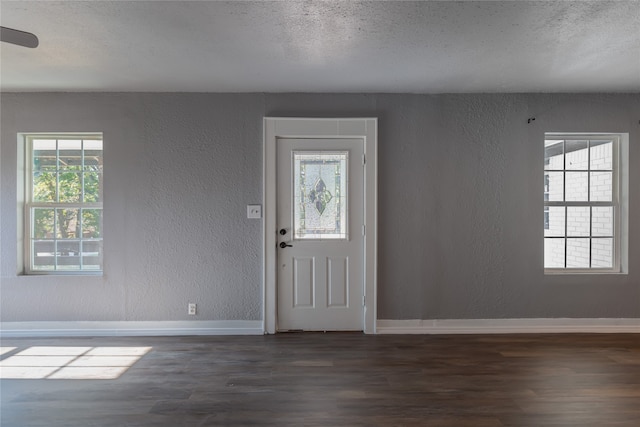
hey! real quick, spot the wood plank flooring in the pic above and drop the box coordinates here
[1,333,639,426]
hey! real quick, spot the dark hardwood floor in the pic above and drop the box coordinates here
[1,333,639,426]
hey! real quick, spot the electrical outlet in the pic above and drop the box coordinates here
[247,204,262,219]
[188,303,197,315]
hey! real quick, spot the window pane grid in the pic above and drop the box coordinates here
[545,238,614,269]
[30,207,103,271]
[27,135,103,273]
[543,205,615,269]
[544,135,617,271]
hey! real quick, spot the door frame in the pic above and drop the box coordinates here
[263,117,378,334]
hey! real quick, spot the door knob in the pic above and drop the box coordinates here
[279,229,287,235]
[279,242,293,248]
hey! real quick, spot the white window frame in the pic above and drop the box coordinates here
[544,132,626,274]
[23,133,103,275]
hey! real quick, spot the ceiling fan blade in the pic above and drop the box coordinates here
[1,26,39,48]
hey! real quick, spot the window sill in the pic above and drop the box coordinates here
[544,269,626,275]
[20,272,104,277]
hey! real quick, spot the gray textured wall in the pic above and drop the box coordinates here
[1,93,638,322]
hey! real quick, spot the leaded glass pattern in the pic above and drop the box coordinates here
[293,151,348,239]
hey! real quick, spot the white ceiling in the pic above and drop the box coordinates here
[1,0,639,93]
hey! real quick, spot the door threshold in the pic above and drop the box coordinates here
[276,330,365,334]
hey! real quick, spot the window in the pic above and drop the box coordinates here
[24,134,103,274]
[544,133,623,272]
[293,151,348,239]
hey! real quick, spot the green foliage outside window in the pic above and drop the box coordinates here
[33,169,101,239]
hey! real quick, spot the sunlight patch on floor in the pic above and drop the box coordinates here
[0,347,17,356]
[0,346,152,380]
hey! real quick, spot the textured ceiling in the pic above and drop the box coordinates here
[1,0,639,93]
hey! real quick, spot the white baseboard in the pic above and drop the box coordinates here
[0,320,264,338]
[4,319,638,337]
[376,318,640,334]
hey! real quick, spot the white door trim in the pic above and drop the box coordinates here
[263,118,378,334]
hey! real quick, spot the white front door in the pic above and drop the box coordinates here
[276,138,364,331]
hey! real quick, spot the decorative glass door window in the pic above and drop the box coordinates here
[293,151,348,239]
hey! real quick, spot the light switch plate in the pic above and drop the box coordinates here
[247,204,262,219]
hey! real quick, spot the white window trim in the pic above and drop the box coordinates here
[22,133,103,275]
[544,132,628,274]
